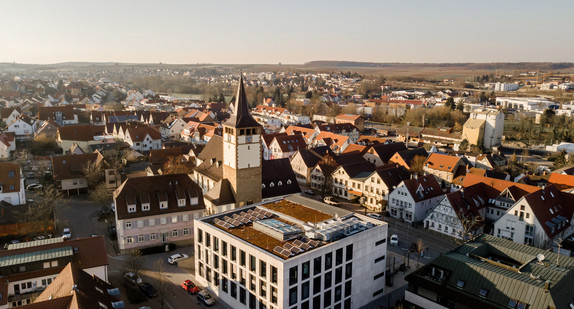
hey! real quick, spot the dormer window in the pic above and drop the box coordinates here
[278,181,282,186]
[287,179,292,185]
[262,184,266,188]
[270,182,275,187]
[178,198,186,206]
[160,201,168,209]
[142,203,150,211]
[479,288,488,298]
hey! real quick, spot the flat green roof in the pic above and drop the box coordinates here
[0,246,73,267]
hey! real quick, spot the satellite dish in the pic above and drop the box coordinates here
[537,254,545,262]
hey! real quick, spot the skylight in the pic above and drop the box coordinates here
[479,288,488,297]
[456,280,465,288]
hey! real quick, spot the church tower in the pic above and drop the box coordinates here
[222,74,262,207]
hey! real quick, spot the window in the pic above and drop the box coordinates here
[314,257,322,275]
[313,276,321,294]
[271,266,277,284]
[479,288,489,297]
[325,253,332,270]
[374,271,384,280]
[240,250,246,266]
[289,266,298,286]
[260,260,267,278]
[125,221,132,229]
[260,280,267,298]
[375,255,385,263]
[345,263,352,278]
[183,228,190,236]
[137,220,144,228]
[271,286,277,304]
[148,219,155,226]
[128,205,136,213]
[178,198,186,206]
[302,261,310,280]
[160,201,168,209]
[206,233,211,247]
[172,215,178,223]
[150,233,157,241]
[324,290,331,307]
[126,237,134,244]
[346,244,353,261]
[222,259,228,274]
[325,271,332,289]
[375,239,386,246]
[160,217,167,225]
[231,246,237,261]
[289,287,298,306]
[222,241,228,256]
[336,248,343,265]
[172,230,178,237]
[456,280,465,288]
[250,255,256,272]
[182,214,189,222]
[142,203,150,211]
[138,235,145,242]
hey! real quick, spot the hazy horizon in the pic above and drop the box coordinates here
[2,0,573,65]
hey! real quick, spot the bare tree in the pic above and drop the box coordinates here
[155,258,169,309]
[456,213,484,244]
[20,185,63,237]
[82,160,103,188]
[125,249,143,277]
[89,182,111,209]
[409,155,427,176]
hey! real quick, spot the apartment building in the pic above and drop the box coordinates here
[194,195,388,309]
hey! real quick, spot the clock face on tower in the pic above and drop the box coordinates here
[246,136,252,143]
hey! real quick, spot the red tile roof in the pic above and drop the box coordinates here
[547,173,574,191]
[424,153,462,172]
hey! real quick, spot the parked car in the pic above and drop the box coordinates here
[197,290,215,306]
[367,213,382,220]
[390,234,399,246]
[26,183,43,191]
[27,172,35,179]
[323,196,339,206]
[62,228,72,240]
[303,189,315,195]
[139,282,157,298]
[181,280,200,294]
[168,253,188,265]
[124,272,143,286]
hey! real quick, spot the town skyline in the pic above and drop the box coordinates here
[2,0,574,64]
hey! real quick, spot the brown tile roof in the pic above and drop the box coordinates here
[402,175,443,202]
[57,125,105,142]
[38,106,75,121]
[125,126,161,141]
[524,185,574,238]
[274,134,307,153]
[342,143,367,155]
[0,131,15,148]
[0,162,21,193]
[0,107,17,119]
[424,153,462,172]
[392,147,429,168]
[51,153,103,180]
[368,142,407,163]
[30,261,121,309]
[335,114,362,121]
[262,132,287,147]
[113,174,205,220]
[316,123,358,134]
[462,173,539,195]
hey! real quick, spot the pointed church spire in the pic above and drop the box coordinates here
[224,73,261,128]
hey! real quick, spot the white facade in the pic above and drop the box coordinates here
[495,97,556,111]
[388,182,443,223]
[469,109,504,148]
[6,118,36,137]
[124,133,161,151]
[494,82,519,92]
[194,200,388,309]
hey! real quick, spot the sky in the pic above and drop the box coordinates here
[1,0,573,64]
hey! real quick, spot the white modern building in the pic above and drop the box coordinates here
[495,97,557,111]
[194,195,388,309]
[494,82,519,92]
[468,109,504,148]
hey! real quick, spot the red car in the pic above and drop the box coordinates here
[181,280,200,294]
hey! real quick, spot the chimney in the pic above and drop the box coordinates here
[544,280,550,291]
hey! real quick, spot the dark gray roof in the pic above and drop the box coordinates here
[262,158,301,198]
[205,179,235,206]
[406,234,574,309]
[223,75,261,129]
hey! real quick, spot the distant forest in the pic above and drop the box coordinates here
[304,61,574,71]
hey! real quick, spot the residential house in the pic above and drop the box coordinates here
[160,117,187,139]
[315,123,360,143]
[388,147,429,171]
[0,236,108,308]
[51,152,105,195]
[180,121,221,144]
[268,133,307,160]
[147,146,197,175]
[113,174,205,251]
[57,125,107,151]
[423,153,466,186]
[0,163,25,205]
[424,184,493,239]
[405,235,574,309]
[363,166,410,211]
[282,125,318,145]
[332,161,376,201]
[289,146,331,186]
[6,115,36,139]
[123,126,162,152]
[335,113,365,130]
[25,262,123,309]
[388,175,443,223]
[0,132,16,159]
[33,120,59,139]
[493,185,574,248]
[0,107,20,125]
[312,131,351,154]
[308,152,366,193]
[37,106,78,126]
[363,142,407,167]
